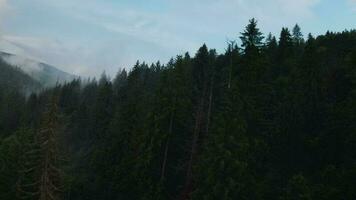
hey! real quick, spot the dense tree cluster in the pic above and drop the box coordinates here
[1,19,356,199]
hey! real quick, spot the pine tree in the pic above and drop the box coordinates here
[17,96,63,200]
[276,28,294,76]
[0,128,34,200]
[239,18,266,84]
[279,28,293,56]
[93,73,114,139]
[240,18,264,55]
[225,41,240,89]
[16,128,42,200]
[292,24,304,45]
[265,33,278,54]
[113,68,128,96]
[193,84,254,200]
[265,33,278,75]
[181,44,216,199]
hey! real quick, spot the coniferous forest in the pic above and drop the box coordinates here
[1,19,356,199]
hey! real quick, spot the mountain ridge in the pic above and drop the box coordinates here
[0,51,77,87]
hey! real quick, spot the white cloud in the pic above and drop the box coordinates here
[0,34,176,77]
[1,35,84,74]
[349,0,356,11]
[168,0,320,32]
[0,0,8,22]
[34,0,321,47]
[0,0,323,77]
[0,0,7,11]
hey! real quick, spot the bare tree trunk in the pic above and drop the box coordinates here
[160,109,175,181]
[181,87,206,199]
[37,98,62,200]
[228,56,232,89]
[205,76,214,136]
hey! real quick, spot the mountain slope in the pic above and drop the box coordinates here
[0,58,41,95]
[0,51,77,87]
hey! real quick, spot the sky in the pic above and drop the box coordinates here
[0,0,355,77]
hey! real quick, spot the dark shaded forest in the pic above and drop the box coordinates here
[0,19,356,200]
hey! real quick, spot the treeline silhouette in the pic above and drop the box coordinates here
[0,19,356,200]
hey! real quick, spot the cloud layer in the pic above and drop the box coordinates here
[0,0,7,11]
[1,0,354,77]
[0,0,8,22]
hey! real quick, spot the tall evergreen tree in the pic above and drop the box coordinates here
[17,96,63,200]
[276,27,294,76]
[193,83,257,200]
[279,28,293,56]
[240,18,264,55]
[292,24,304,45]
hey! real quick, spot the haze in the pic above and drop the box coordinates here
[0,0,355,76]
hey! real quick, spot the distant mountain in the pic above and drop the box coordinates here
[0,51,77,87]
[0,58,41,95]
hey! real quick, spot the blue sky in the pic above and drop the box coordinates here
[0,0,355,76]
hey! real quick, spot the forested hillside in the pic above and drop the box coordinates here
[0,52,77,87]
[0,58,41,93]
[0,58,41,139]
[0,19,356,200]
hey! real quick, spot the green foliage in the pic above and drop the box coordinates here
[193,86,253,200]
[240,18,264,54]
[292,24,304,45]
[282,174,312,200]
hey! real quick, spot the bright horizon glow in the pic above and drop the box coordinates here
[0,0,355,77]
